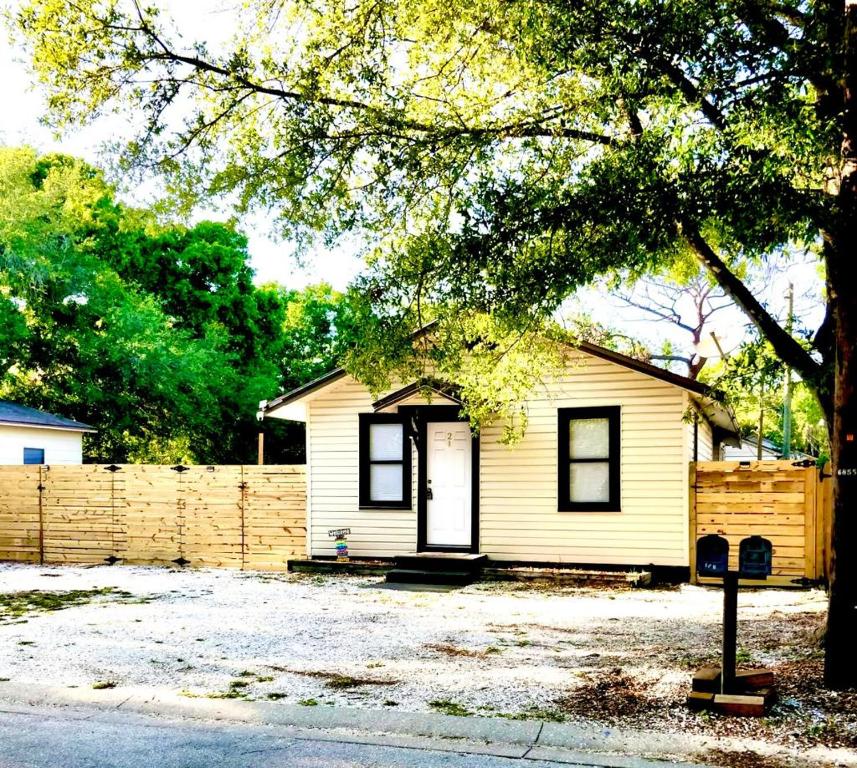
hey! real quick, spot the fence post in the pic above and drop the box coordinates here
[240,465,247,571]
[37,465,45,566]
[689,461,697,585]
[804,465,818,579]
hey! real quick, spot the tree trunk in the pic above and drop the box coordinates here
[823,2,857,691]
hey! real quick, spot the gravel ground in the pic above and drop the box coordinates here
[0,563,851,758]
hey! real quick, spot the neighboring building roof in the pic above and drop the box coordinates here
[723,436,812,460]
[0,400,96,433]
[262,339,739,439]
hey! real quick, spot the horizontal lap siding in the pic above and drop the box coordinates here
[308,378,417,558]
[480,353,689,566]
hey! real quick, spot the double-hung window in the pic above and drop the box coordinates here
[359,414,412,508]
[558,406,620,511]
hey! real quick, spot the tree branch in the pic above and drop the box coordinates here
[681,222,821,383]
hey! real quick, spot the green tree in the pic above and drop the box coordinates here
[12,0,857,685]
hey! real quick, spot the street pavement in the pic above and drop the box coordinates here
[0,704,702,768]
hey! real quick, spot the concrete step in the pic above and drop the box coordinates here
[394,553,487,573]
[385,568,476,586]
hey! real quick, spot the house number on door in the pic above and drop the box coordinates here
[447,432,453,446]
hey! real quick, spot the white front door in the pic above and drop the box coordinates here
[426,422,472,547]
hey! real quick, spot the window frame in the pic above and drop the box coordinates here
[23,447,45,465]
[359,413,412,509]
[557,406,621,512]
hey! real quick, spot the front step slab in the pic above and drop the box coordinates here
[394,553,487,573]
[386,568,476,586]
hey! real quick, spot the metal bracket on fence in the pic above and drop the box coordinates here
[104,464,122,472]
[791,459,816,468]
[171,465,190,473]
[238,482,248,490]
[172,556,190,566]
[36,484,45,492]
[104,555,121,565]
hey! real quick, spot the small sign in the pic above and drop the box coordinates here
[837,468,857,477]
[328,528,351,562]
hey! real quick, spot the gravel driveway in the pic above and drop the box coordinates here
[0,563,848,757]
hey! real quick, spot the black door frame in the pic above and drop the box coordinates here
[399,405,479,554]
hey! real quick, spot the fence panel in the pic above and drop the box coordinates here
[243,465,306,571]
[0,464,305,570]
[182,466,245,569]
[0,466,42,563]
[691,460,829,586]
[123,465,181,566]
[42,465,120,564]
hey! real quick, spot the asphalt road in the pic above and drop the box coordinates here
[0,706,647,768]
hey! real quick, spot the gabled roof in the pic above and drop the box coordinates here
[372,379,462,412]
[262,339,738,438]
[0,400,96,433]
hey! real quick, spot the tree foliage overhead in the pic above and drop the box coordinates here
[0,146,354,463]
[13,0,830,393]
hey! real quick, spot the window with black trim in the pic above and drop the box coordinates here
[359,414,412,508]
[558,406,620,511]
[23,447,45,465]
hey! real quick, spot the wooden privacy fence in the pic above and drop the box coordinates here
[0,464,306,571]
[690,460,832,587]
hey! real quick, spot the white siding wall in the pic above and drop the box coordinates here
[306,352,693,566]
[479,353,689,566]
[0,425,83,464]
[306,378,418,558]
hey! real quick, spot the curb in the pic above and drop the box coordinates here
[0,683,852,768]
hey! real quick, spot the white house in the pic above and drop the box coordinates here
[0,401,95,465]
[263,340,739,571]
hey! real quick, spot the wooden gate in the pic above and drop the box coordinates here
[690,460,831,586]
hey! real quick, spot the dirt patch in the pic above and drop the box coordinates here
[703,748,801,768]
[559,667,661,719]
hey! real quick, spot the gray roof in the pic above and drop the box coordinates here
[0,400,96,432]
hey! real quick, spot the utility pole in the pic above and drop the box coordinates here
[757,378,764,461]
[781,283,794,459]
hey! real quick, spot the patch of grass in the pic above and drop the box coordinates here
[429,699,471,717]
[736,649,753,665]
[92,681,117,690]
[485,646,502,655]
[255,675,274,683]
[238,670,257,677]
[515,640,532,647]
[0,589,145,624]
[266,692,287,701]
[0,678,10,682]
[383,700,399,707]
[425,643,491,659]
[292,670,397,689]
[498,706,566,723]
[229,679,251,689]
[298,698,319,706]
[366,661,384,669]
[17,641,35,646]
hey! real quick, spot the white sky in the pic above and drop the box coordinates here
[0,0,825,360]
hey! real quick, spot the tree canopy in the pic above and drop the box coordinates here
[0,146,354,463]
